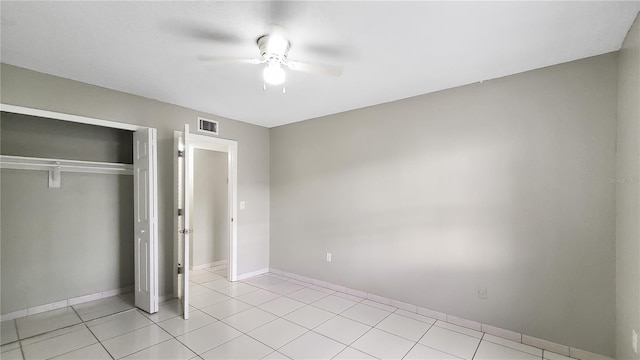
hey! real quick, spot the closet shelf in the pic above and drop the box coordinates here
[0,155,133,188]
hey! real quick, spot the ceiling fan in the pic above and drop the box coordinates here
[199,28,343,89]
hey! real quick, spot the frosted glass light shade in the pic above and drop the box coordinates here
[263,63,286,85]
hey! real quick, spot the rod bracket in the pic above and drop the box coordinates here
[48,166,61,188]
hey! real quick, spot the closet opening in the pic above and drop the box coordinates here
[0,105,158,328]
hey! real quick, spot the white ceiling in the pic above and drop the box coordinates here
[1,1,639,128]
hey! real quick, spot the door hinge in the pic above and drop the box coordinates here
[177,264,184,274]
[179,229,193,235]
[177,208,183,216]
[178,150,184,158]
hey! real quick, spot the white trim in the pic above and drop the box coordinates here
[568,347,615,360]
[523,335,570,357]
[389,299,417,313]
[191,259,228,271]
[1,286,134,321]
[173,128,239,296]
[183,124,192,320]
[267,268,613,360]
[482,324,521,342]
[212,259,228,267]
[0,104,144,131]
[191,264,209,271]
[446,314,482,332]
[173,131,182,302]
[236,268,269,280]
[0,155,133,188]
[158,293,175,304]
[150,128,159,313]
[0,155,133,175]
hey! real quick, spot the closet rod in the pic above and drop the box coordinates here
[0,155,133,176]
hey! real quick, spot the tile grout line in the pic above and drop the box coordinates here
[71,305,115,360]
[432,320,484,339]
[115,326,179,359]
[470,332,486,359]
[403,320,436,359]
[328,343,378,360]
[18,332,26,360]
[329,305,398,350]
[402,321,469,360]
[126,337,182,359]
[193,302,281,357]
[17,322,86,347]
[296,307,339,332]
[91,315,156,343]
[12,319,21,342]
[171,324,208,358]
[243,321,302,357]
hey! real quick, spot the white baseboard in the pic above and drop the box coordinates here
[1,285,134,322]
[268,268,613,360]
[237,268,269,280]
[191,259,228,271]
[158,293,175,304]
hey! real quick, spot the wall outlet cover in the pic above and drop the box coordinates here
[478,286,488,299]
[326,252,332,262]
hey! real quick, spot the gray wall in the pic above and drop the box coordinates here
[270,53,618,355]
[192,149,228,268]
[0,64,271,303]
[1,112,133,163]
[616,12,640,360]
[1,113,134,314]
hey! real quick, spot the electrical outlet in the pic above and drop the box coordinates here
[326,252,332,262]
[633,329,638,354]
[478,286,488,299]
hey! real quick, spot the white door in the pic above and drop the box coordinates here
[133,128,158,314]
[181,124,192,319]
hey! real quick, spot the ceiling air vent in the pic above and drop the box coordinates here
[198,117,219,135]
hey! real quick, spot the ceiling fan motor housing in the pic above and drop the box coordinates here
[258,35,290,64]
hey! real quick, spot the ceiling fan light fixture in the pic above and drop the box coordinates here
[263,62,286,85]
[267,35,289,55]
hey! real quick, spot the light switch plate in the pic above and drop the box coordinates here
[326,252,332,262]
[240,201,245,210]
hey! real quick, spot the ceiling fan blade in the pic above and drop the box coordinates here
[301,43,350,58]
[286,61,343,77]
[160,20,246,45]
[199,56,264,65]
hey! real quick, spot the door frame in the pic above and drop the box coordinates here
[0,103,159,312]
[173,128,239,299]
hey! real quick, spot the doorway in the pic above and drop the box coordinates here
[191,149,229,274]
[173,125,238,319]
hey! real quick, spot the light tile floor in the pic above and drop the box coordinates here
[0,267,576,360]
